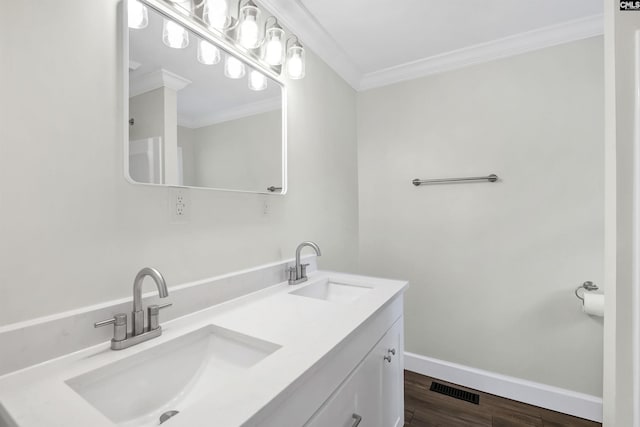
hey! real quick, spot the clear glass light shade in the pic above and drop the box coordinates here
[224,55,246,79]
[248,70,267,91]
[264,27,285,65]
[128,0,148,29]
[197,40,221,65]
[163,19,189,49]
[286,45,305,79]
[203,0,229,30]
[237,5,261,49]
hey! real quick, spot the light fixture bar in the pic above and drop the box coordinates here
[139,0,284,83]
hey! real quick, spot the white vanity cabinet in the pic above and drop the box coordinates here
[304,317,404,427]
[255,293,406,427]
[0,270,407,427]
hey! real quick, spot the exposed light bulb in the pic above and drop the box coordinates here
[237,4,261,49]
[264,27,284,65]
[248,70,267,91]
[163,19,189,49]
[239,15,259,48]
[197,40,221,65]
[286,45,305,79]
[224,55,246,79]
[203,0,229,30]
[287,56,302,78]
[128,0,148,29]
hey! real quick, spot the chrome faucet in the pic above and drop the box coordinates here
[288,241,321,285]
[132,267,169,335]
[94,267,172,350]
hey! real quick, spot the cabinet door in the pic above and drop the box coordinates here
[305,316,404,427]
[304,370,361,427]
[379,318,404,427]
[353,316,404,427]
[353,341,383,427]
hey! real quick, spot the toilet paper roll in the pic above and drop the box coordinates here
[582,293,604,317]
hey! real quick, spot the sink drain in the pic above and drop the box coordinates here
[159,410,179,424]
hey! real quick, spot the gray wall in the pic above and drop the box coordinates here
[177,125,196,186]
[0,0,359,325]
[129,88,165,142]
[357,37,604,396]
[188,110,282,192]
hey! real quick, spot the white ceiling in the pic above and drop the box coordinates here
[262,0,604,90]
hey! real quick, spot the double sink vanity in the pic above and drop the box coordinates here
[0,249,407,427]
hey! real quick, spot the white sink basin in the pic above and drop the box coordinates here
[290,279,371,303]
[66,325,280,427]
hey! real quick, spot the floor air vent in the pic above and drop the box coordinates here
[429,381,480,405]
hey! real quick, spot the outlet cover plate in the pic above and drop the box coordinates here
[169,187,190,223]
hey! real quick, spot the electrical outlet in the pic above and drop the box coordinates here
[169,187,190,223]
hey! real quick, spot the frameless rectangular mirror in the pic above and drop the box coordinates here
[125,1,286,194]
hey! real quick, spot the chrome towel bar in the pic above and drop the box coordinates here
[412,174,499,186]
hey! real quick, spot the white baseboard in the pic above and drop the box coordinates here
[404,352,603,423]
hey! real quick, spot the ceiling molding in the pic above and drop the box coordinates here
[253,2,602,92]
[129,68,192,98]
[178,96,281,129]
[358,14,603,91]
[257,0,362,89]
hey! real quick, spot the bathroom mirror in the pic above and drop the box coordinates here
[125,1,286,194]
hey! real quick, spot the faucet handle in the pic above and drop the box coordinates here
[94,313,127,342]
[287,266,297,283]
[300,263,310,279]
[148,303,172,331]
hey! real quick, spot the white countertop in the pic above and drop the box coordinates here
[0,271,407,427]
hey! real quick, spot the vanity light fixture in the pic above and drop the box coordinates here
[263,18,285,66]
[162,1,191,48]
[197,39,221,64]
[248,69,267,90]
[285,36,305,79]
[135,0,306,80]
[202,0,229,30]
[163,19,190,48]
[237,0,261,49]
[224,54,246,78]
[128,0,149,29]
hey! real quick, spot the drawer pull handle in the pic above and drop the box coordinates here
[352,413,362,427]
[384,355,392,363]
[388,348,396,355]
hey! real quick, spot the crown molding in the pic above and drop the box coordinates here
[252,2,602,92]
[357,14,604,91]
[257,0,362,89]
[178,96,281,129]
[127,7,603,95]
[129,68,192,98]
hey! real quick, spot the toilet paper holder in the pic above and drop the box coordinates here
[574,281,599,301]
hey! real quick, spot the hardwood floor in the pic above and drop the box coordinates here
[404,371,601,427]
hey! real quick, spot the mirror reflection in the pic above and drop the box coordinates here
[127,5,284,193]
